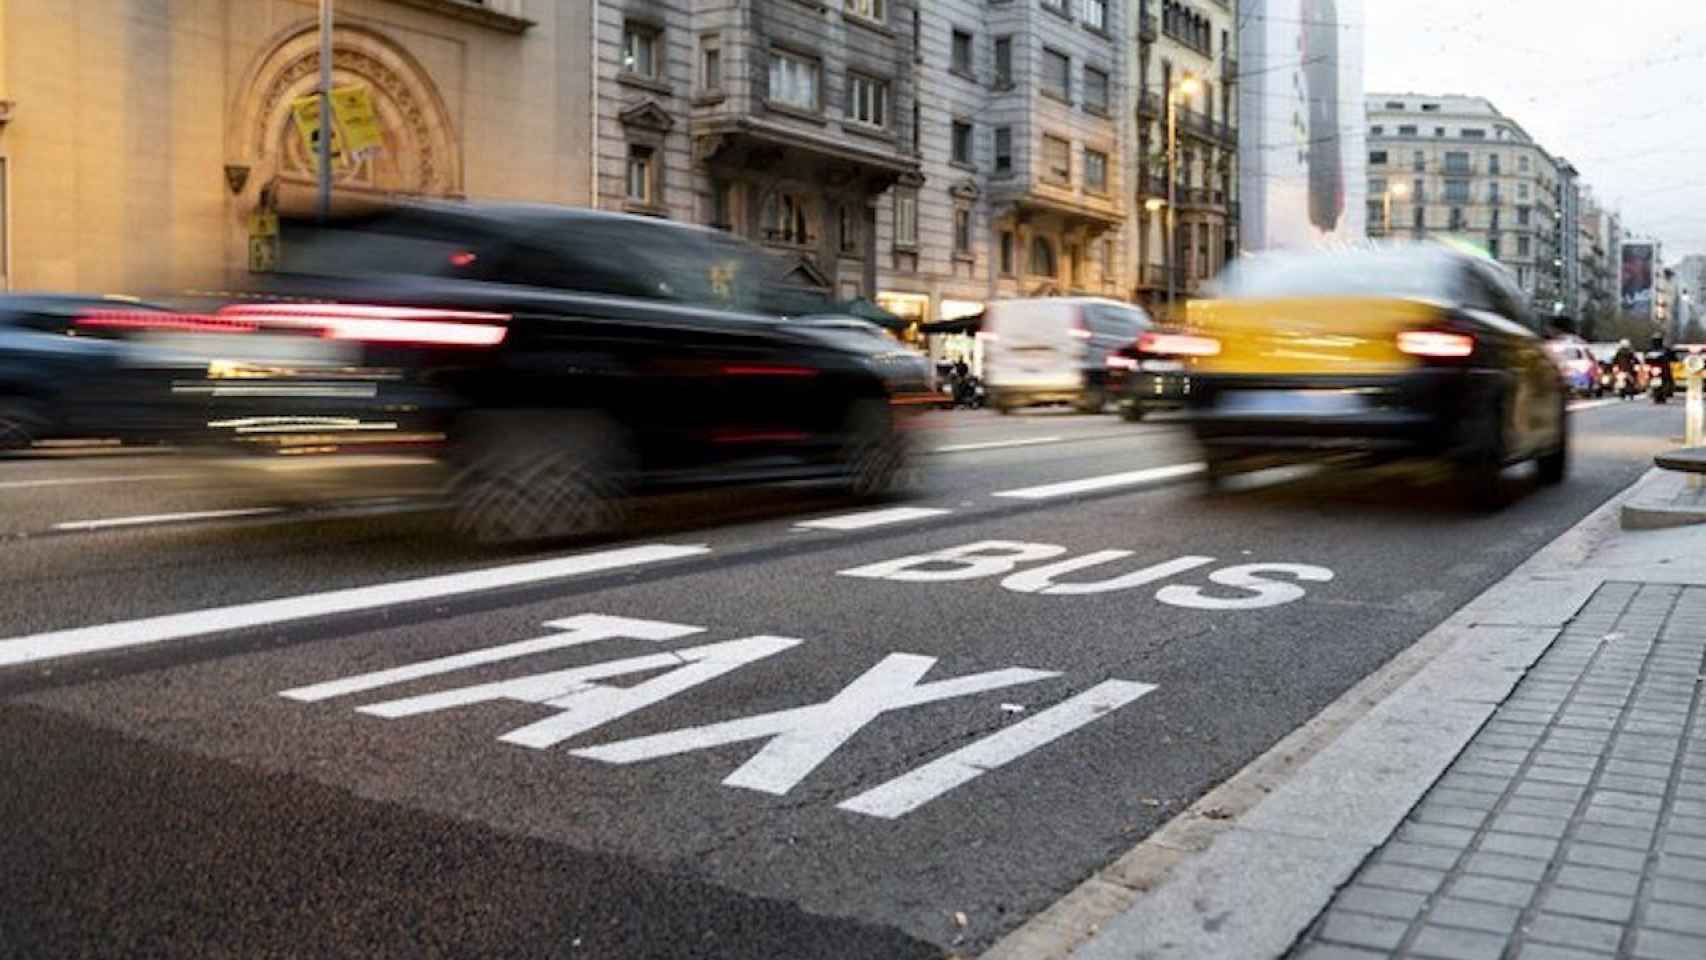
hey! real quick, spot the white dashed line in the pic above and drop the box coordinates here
[795,506,953,531]
[53,507,286,531]
[933,436,1065,454]
[0,473,193,491]
[992,462,1206,501]
[1567,398,1622,412]
[0,543,711,669]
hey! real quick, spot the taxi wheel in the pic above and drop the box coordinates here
[1076,390,1107,415]
[1536,401,1569,487]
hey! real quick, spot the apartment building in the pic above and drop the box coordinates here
[1130,0,1239,309]
[1578,188,1616,338]
[1365,94,1564,309]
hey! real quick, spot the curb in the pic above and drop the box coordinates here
[983,473,1647,960]
[1619,469,1706,530]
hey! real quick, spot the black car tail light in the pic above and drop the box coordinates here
[216,303,510,347]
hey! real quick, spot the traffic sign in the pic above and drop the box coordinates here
[329,85,383,154]
[290,94,344,169]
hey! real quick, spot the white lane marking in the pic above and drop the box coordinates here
[53,507,285,531]
[992,462,1206,501]
[0,544,711,669]
[841,541,1070,583]
[1567,398,1621,412]
[1002,554,1217,596]
[795,506,952,531]
[0,473,192,491]
[838,680,1158,818]
[933,436,1064,454]
[572,653,1058,796]
[1155,563,1336,610]
[280,614,705,702]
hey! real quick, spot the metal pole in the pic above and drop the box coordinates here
[317,0,334,222]
[1166,87,1177,311]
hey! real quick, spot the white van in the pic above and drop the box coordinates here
[980,297,1151,414]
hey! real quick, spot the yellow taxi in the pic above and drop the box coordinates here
[1182,246,1569,502]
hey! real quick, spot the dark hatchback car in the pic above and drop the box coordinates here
[0,294,191,450]
[1183,246,1568,501]
[103,203,934,542]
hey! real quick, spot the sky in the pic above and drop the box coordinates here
[1362,0,1706,262]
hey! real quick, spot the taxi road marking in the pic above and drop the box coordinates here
[0,544,711,669]
[795,506,952,531]
[993,462,1206,500]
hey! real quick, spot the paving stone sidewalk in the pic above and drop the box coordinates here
[1290,581,1706,960]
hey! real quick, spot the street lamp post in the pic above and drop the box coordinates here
[1166,73,1202,312]
[317,0,334,222]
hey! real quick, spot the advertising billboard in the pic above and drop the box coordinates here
[1238,0,1367,252]
[1622,243,1654,319]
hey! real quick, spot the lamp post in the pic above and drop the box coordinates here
[1383,181,1410,235]
[1166,73,1202,311]
[317,0,334,222]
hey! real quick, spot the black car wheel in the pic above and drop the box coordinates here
[1536,404,1569,487]
[1120,401,1146,423]
[0,399,44,452]
[448,411,630,546]
[842,398,913,498]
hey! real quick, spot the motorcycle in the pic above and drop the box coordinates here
[1615,367,1638,400]
[1649,359,1674,404]
[948,371,986,409]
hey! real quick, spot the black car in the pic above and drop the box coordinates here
[0,294,193,450]
[97,203,934,542]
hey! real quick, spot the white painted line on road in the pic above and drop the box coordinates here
[0,543,711,669]
[1568,398,1622,412]
[992,462,1206,501]
[933,436,1064,454]
[794,506,952,531]
[838,680,1158,818]
[53,507,286,531]
[0,473,192,491]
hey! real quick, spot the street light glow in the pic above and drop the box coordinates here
[1175,74,1203,99]
[1389,182,1410,199]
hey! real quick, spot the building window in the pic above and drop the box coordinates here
[1084,0,1108,31]
[1370,177,1387,196]
[1042,48,1071,100]
[1413,150,1425,171]
[1488,182,1501,205]
[912,101,920,152]
[625,145,655,205]
[952,29,974,76]
[711,180,741,232]
[1084,66,1110,115]
[1412,179,1424,201]
[1385,100,1405,110]
[1491,208,1501,229]
[1489,235,1501,258]
[1369,150,1388,166]
[994,126,1013,173]
[769,50,820,110]
[1518,205,1531,226]
[1413,206,1425,229]
[1488,154,1501,176]
[1462,128,1486,139]
[952,120,974,166]
[622,21,661,78]
[1000,231,1015,275]
[847,74,889,127]
[894,191,918,248]
[765,192,811,245]
[1518,183,1530,201]
[1043,135,1071,185]
[1449,207,1464,231]
[954,208,972,256]
[700,35,722,92]
[1030,235,1057,277]
[1042,0,1068,14]
[845,0,885,22]
[1443,151,1470,174]
[1518,236,1531,256]
[1084,149,1108,193]
[1370,125,1385,136]
[839,205,860,253]
[994,36,1013,87]
[1444,179,1470,205]
[1396,124,1419,136]
[1519,155,1531,173]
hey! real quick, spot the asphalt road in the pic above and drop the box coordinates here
[0,400,1680,958]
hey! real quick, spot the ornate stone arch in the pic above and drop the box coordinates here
[229,19,461,210]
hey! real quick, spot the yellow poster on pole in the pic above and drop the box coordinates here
[329,85,383,154]
[290,94,344,168]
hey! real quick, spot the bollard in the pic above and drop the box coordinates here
[1688,354,1705,489]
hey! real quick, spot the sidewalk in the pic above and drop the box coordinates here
[988,469,1706,960]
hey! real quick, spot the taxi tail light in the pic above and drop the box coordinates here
[1106,354,1140,371]
[214,303,509,347]
[1397,331,1476,359]
[1139,332,1221,357]
[75,310,259,335]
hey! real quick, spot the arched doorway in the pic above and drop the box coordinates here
[228,20,461,236]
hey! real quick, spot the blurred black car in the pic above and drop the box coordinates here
[92,203,934,542]
[0,294,189,450]
[1103,328,1219,422]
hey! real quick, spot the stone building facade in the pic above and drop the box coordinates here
[0,0,595,294]
[1365,94,1567,311]
[1130,0,1238,310]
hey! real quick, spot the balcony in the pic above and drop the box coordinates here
[1221,56,1239,83]
[1214,120,1237,148]
[1137,89,1161,119]
[1139,5,1157,42]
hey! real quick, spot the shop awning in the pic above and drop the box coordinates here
[921,311,984,336]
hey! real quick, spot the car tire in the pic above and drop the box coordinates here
[842,398,914,499]
[1076,389,1107,415]
[448,410,630,546]
[1120,401,1146,423]
[1201,450,1235,493]
[0,398,44,452]
[1459,393,1509,510]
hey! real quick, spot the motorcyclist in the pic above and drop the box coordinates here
[1612,339,1638,374]
[1647,334,1677,394]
